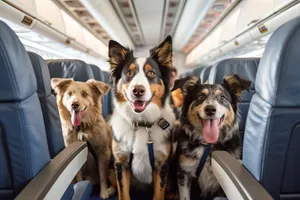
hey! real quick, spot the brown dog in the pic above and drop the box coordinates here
[51,78,116,199]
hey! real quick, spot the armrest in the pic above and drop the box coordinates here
[212,151,273,200]
[16,142,88,200]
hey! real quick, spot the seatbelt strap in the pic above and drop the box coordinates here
[195,144,211,177]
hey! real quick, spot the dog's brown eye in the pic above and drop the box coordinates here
[82,92,88,97]
[126,71,133,77]
[198,94,205,100]
[68,91,72,96]
[148,70,155,77]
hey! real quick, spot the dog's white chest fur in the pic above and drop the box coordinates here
[111,102,175,184]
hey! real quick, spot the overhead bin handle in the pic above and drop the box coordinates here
[247,19,260,26]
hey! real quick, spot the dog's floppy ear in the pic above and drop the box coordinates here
[223,74,251,98]
[172,76,200,96]
[87,79,110,95]
[51,78,73,94]
[150,35,173,68]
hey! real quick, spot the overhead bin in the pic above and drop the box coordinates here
[249,2,300,40]
[187,0,300,66]
[82,27,108,59]
[236,0,274,34]
[0,0,109,68]
[0,1,37,30]
[4,0,38,17]
[35,0,66,34]
[61,10,85,47]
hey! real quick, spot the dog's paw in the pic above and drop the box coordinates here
[100,187,116,199]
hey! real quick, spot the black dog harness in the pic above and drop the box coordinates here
[185,125,212,178]
[129,118,170,171]
[195,144,211,177]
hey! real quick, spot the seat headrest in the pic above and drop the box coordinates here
[47,59,94,81]
[28,52,51,98]
[200,66,212,83]
[101,71,110,83]
[256,16,300,107]
[0,21,37,101]
[193,67,204,77]
[209,58,259,89]
[90,64,103,81]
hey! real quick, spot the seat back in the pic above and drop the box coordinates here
[47,59,94,81]
[193,67,205,77]
[100,70,113,116]
[0,21,50,199]
[28,52,65,158]
[89,64,112,118]
[208,58,259,140]
[243,16,300,199]
[200,66,212,83]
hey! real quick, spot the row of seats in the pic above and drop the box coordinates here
[0,20,113,200]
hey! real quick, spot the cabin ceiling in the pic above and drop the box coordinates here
[55,0,234,53]
[55,0,112,45]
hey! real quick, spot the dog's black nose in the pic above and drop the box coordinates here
[204,105,216,116]
[71,102,80,109]
[132,85,145,98]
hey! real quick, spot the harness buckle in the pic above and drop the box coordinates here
[146,127,153,144]
[132,122,139,131]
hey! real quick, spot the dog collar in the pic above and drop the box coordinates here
[132,117,170,131]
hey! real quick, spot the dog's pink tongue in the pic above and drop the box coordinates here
[72,110,82,127]
[202,119,219,144]
[133,101,147,113]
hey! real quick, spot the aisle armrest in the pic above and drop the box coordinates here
[16,142,88,200]
[212,151,273,200]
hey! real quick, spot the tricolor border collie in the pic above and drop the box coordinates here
[109,36,176,200]
[173,75,250,199]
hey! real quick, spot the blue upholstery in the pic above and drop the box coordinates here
[243,16,300,199]
[101,71,110,83]
[90,64,103,81]
[90,65,110,118]
[200,66,212,83]
[208,58,259,140]
[193,67,205,77]
[73,181,93,200]
[47,59,94,81]
[61,184,75,200]
[0,21,50,198]
[28,52,65,158]
[100,70,113,117]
